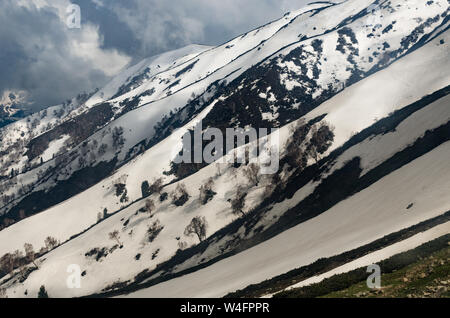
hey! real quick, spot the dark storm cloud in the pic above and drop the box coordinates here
[71,0,141,57]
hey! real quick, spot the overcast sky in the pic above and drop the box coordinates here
[0,0,310,112]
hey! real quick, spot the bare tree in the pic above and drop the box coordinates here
[171,183,190,206]
[145,199,155,213]
[149,178,164,194]
[285,119,309,170]
[112,126,125,150]
[177,241,188,251]
[0,253,14,274]
[230,186,247,217]
[243,163,260,186]
[199,178,216,205]
[108,230,122,246]
[98,143,108,156]
[263,173,282,199]
[184,216,208,242]
[12,250,23,265]
[306,122,335,164]
[147,220,164,243]
[38,247,48,255]
[24,243,38,269]
[44,236,59,251]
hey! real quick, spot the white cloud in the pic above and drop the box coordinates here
[109,0,311,56]
[91,0,104,8]
[68,24,131,76]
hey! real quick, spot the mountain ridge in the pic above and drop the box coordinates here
[0,0,449,298]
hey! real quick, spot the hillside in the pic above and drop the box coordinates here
[0,0,449,298]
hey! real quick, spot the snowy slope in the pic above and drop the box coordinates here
[85,44,212,107]
[0,1,338,216]
[1,25,446,262]
[0,0,449,298]
[78,2,334,113]
[1,35,449,298]
[267,221,450,297]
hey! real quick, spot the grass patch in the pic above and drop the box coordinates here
[274,234,450,298]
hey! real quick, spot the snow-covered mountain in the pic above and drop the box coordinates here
[0,91,28,129]
[0,0,449,298]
